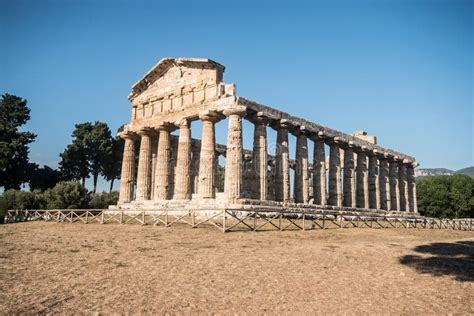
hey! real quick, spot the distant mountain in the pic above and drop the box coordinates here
[415,166,474,179]
[455,166,474,178]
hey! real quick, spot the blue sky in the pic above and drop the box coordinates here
[1,0,472,191]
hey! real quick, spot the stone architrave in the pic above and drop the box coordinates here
[252,114,269,201]
[154,123,174,200]
[198,110,221,199]
[274,120,290,202]
[356,149,369,209]
[328,141,342,207]
[136,128,153,201]
[118,132,136,203]
[174,119,192,200]
[223,106,246,201]
[313,134,327,206]
[294,128,309,204]
[343,144,356,208]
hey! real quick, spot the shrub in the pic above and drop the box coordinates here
[44,181,90,209]
[0,189,45,214]
[88,191,119,209]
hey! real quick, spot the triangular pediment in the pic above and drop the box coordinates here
[129,58,225,102]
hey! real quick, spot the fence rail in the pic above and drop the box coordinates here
[4,209,474,233]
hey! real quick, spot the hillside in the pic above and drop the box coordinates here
[455,166,474,178]
[415,166,474,179]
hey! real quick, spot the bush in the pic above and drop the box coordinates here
[0,189,45,215]
[417,174,474,219]
[43,181,90,209]
[89,191,119,209]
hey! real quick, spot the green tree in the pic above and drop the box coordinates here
[102,135,124,192]
[59,122,114,192]
[0,94,36,189]
[43,181,90,209]
[417,174,474,218]
[28,164,61,191]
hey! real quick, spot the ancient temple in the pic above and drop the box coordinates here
[113,57,418,214]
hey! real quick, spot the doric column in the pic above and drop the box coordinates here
[368,153,380,209]
[356,148,369,208]
[389,159,400,211]
[343,143,356,208]
[153,123,174,200]
[294,127,309,204]
[274,120,290,202]
[173,119,192,200]
[399,161,409,212]
[313,133,327,206]
[223,106,246,201]
[136,128,153,201]
[251,114,269,200]
[118,131,136,203]
[198,110,221,199]
[379,157,391,210]
[407,162,418,213]
[328,140,342,207]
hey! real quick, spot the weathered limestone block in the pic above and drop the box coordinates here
[223,106,246,201]
[274,120,291,202]
[379,158,391,210]
[174,119,192,200]
[398,162,409,212]
[389,160,400,211]
[294,130,309,204]
[136,128,153,201]
[328,142,342,207]
[343,145,356,208]
[313,137,327,206]
[251,115,269,200]
[118,132,136,203]
[198,110,221,198]
[368,154,379,209]
[407,163,418,213]
[356,150,369,208]
[154,124,174,200]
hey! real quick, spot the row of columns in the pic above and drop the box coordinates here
[118,109,417,213]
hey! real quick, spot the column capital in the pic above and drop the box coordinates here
[199,110,223,122]
[155,122,176,132]
[248,111,273,125]
[118,130,137,140]
[136,127,155,137]
[174,118,191,128]
[222,105,247,117]
[270,118,290,130]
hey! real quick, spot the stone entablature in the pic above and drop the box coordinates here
[114,57,418,215]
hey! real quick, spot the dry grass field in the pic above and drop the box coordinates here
[0,221,473,314]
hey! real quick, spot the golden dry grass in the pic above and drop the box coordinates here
[1,221,473,314]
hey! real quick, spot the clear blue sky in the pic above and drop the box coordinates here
[1,0,472,191]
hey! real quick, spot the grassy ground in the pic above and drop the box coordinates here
[1,221,473,314]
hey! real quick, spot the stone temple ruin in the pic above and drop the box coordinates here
[112,57,418,216]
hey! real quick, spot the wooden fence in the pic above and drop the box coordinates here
[4,209,474,233]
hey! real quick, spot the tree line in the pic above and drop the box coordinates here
[1,93,124,193]
[1,93,473,219]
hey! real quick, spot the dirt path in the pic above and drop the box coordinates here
[1,222,473,314]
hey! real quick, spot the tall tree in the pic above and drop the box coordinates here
[102,131,124,192]
[59,122,114,193]
[59,123,92,186]
[86,122,113,193]
[0,94,36,189]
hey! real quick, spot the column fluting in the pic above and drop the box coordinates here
[174,119,192,200]
[136,128,153,201]
[118,132,136,203]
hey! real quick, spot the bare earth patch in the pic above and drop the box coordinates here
[0,222,473,314]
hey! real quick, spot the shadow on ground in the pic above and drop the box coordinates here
[399,240,474,282]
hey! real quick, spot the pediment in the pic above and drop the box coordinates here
[129,58,225,103]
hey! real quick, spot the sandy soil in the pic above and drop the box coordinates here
[0,222,473,314]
